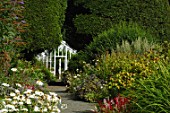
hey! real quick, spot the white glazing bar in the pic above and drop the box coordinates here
[50,51,52,71]
[64,47,68,70]
[54,49,56,76]
[46,51,48,68]
[59,58,61,80]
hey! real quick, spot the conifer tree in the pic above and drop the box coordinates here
[23,0,67,60]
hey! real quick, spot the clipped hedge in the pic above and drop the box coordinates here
[74,0,170,40]
[23,0,67,59]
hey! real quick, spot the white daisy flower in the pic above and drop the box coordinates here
[14,89,20,94]
[36,80,44,86]
[35,91,44,96]
[34,106,40,112]
[51,96,60,103]
[29,94,36,99]
[0,109,8,113]
[52,106,61,113]
[5,104,15,109]
[2,83,10,87]
[10,92,16,97]
[15,83,22,87]
[26,98,32,105]
[18,101,24,105]
[24,89,33,94]
[11,68,17,72]
[11,100,18,105]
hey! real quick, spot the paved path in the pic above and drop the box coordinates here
[46,86,96,113]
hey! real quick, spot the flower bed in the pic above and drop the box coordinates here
[0,82,67,113]
[93,94,130,113]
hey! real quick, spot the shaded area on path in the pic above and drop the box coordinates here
[46,84,96,113]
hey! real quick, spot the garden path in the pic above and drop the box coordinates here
[46,85,96,113]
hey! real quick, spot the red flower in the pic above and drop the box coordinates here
[96,94,130,113]
[24,84,35,90]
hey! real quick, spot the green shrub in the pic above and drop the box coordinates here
[68,51,88,72]
[66,61,109,102]
[84,22,155,61]
[68,22,155,73]
[0,0,26,75]
[105,50,161,92]
[0,60,56,87]
[67,39,162,102]
[124,62,170,113]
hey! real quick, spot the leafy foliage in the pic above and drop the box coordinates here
[65,63,108,102]
[73,0,169,40]
[124,62,170,113]
[69,22,155,71]
[0,0,26,75]
[0,59,57,88]
[85,22,155,60]
[94,95,130,113]
[22,0,67,60]
[74,14,113,36]
[66,39,162,102]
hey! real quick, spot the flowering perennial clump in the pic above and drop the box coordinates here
[94,94,129,113]
[0,82,67,113]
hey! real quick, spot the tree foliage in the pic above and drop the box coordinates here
[64,0,169,50]
[23,0,67,60]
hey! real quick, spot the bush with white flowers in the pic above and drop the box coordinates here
[0,82,67,113]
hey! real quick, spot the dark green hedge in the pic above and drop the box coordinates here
[74,0,170,40]
[74,14,113,36]
[22,0,67,59]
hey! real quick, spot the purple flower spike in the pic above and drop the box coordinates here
[19,1,24,4]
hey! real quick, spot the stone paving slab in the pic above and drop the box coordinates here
[46,86,96,113]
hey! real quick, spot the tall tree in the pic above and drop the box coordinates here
[22,0,67,60]
[64,0,170,50]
